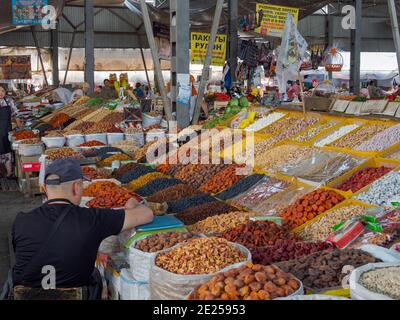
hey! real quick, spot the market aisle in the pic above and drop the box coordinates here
[0,192,41,289]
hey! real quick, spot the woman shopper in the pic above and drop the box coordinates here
[0,85,23,179]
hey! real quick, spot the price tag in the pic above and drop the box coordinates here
[22,162,41,172]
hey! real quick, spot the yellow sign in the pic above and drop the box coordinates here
[190,32,227,67]
[255,4,299,38]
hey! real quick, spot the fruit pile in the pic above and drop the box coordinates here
[190,262,301,300]
[222,221,299,249]
[336,166,392,193]
[280,189,345,230]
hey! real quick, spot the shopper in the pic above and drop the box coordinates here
[133,82,145,99]
[101,79,118,99]
[9,158,153,299]
[70,82,90,103]
[367,80,384,98]
[0,85,23,179]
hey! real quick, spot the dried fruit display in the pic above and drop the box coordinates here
[49,113,70,128]
[330,124,389,148]
[216,174,265,201]
[255,145,315,173]
[300,205,367,241]
[292,121,338,142]
[276,249,380,290]
[97,153,132,167]
[83,181,119,197]
[78,140,106,147]
[359,266,400,300]
[135,232,195,253]
[134,178,183,197]
[82,166,111,180]
[173,164,228,189]
[112,163,140,178]
[166,193,216,214]
[188,211,259,235]
[45,131,64,137]
[336,166,392,193]
[127,172,169,191]
[258,116,303,135]
[13,130,37,141]
[190,262,301,300]
[273,117,320,141]
[176,201,237,225]
[251,240,333,265]
[198,164,250,194]
[147,184,200,203]
[280,189,345,230]
[86,187,139,209]
[117,165,156,185]
[45,147,83,161]
[155,237,246,275]
[222,221,300,249]
[19,138,40,144]
[356,124,400,152]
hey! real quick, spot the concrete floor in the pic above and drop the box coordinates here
[0,192,42,289]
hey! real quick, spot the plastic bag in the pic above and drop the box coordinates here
[280,151,364,185]
[127,231,192,282]
[253,184,315,216]
[120,268,150,300]
[276,13,309,94]
[359,244,400,263]
[176,84,191,105]
[149,242,251,300]
[349,262,400,300]
[229,176,292,211]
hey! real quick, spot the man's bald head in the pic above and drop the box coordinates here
[45,174,84,205]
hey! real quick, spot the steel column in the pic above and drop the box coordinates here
[139,0,172,120]
[63,29,76,85]
[30,26,48,86]
[85,0,95,93]
[228,0,238,85]
[140,48,152,90]
[388,0,400,73]
[51,22,59,86]
[192,0,225,125]
[170,0,190,128]
[350,0,362,95]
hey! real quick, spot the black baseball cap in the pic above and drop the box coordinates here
[45,158,87,186]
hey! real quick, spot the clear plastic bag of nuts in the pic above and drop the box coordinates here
[149,241,251,300]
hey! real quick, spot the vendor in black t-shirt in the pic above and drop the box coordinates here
[11,158,153,295]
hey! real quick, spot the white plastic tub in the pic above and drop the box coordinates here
[85,133,107,145]
[18,142,44,156]
[146,129,166,143]
[66,134,85,147]
[142,112,162,129]
[41,136,66,148]
[107,132,125,144]
[125,133,145,147]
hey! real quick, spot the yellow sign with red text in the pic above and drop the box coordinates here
[255,3,299,38]
[190,32,227,67]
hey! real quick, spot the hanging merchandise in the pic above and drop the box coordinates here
[275,13,309,94]
[223,62,232,90]
[323,47,344,72]
[238,40,259,67]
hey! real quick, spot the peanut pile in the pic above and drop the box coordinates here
[300,205,366,241]
[187,211,259,235]
[155,237,246,275]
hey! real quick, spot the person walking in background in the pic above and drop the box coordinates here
[0,85,23,179]
[133,82,145,99]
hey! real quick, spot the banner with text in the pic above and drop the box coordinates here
[190,32,227,67]
[255,3,299,38]
[12,0,48,25]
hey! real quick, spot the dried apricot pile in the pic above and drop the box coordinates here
[280,189,345,230]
